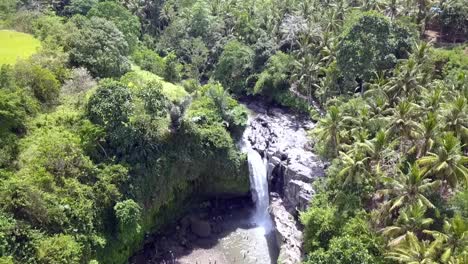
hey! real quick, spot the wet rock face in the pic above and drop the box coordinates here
[270,194,303,264]
[243,101,325,213]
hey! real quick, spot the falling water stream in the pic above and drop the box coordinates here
[246,147,273,233]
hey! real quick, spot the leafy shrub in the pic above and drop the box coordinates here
[134,80,167,117]
[214,40,254,94]
[181,79,200,93]
[68,17,131,78]
[114,199,141,242]
[87,1,140,51]
[36,235,82,264]
[31,14,69,47]
[163,52,182,83]
[87,80,133,130]
[18,127,94,181]
[63,0,98,16]
[0,0,17,21]
[14,62,60,105]
[439,0,468,38]
[305,235,376,264]
[0,89,38,133]
[253,52,294,100]
[300,193,341,251]
[132,48,165,76]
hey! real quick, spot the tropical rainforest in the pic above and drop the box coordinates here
[0,0,467,263]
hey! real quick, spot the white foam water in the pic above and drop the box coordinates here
[239,116,274,234]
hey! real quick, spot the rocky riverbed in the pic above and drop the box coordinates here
[129,197,279,264]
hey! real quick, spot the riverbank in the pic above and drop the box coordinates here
[129,197,279,264]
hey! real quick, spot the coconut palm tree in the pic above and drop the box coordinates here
[385,59,425,104]
[447,252,468,264]
[385,232,440,263]
[314,105,342,157]
[425,215,468,263]
[442,96,468,140]
[418,133,468,189]
[381,203,434,246]
[415,112,439,157]
[422,86,443,114]
[338,151,371,187]
[386,100,420,149]
[380,163,440,212]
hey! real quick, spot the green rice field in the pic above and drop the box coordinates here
[0,30,41,65]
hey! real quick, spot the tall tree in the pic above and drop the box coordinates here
[380,163,440,212]
[418,133,468,189]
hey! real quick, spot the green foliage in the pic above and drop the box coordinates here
[300,193,340,251]
[451,189,468,218]
[181,79,200,93]
[0,0,17,21]
[114,199,141,242]
[68,17,130,78]
[305,235,376,264]
[3,1,467,264]
[87,80,133,130]
[0,88,38,133]
[31,14,70,47]
[163,52,182,83]
[64,0,98,16]
[438,0,468,38]
[187,0,216,40]
[253,52,294,100]
[214,40,254,94]
[87,1,140,51]
[188,83,248,139]
[132,47,165,76]
[36,235,82,264]
[122,66,188,103]
[15,62,60,105]
[337,11,412,89]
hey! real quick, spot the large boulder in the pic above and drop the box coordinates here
[190,217,211,238]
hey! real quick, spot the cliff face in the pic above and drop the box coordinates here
[242,101,326,263]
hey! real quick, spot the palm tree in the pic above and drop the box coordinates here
[367,93,391,131]
[442,96,468,140]
[385,59,425,104]
[418,133,468,189]
[422,86,443,114]
[447,252,468,264]
[338,151,371,187]
[314,105,342,157]
[380,163,440,212]
[385,232,440,263]
[425,215,468,263]
[381,203,434,246]
[386,101,420,149]
[291,33,322,104]
[415,112,439,157]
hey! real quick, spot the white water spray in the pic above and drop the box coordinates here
[247,148,273,233]
[239,117,274,234]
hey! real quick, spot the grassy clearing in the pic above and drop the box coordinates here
[130,65,188,102]
[0,30,41,65]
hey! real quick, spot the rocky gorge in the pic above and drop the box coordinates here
[242,100,326,264]
[129,100,326,264]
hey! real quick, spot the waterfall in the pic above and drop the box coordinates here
[247,148,272,232]
[240,117,273,234]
